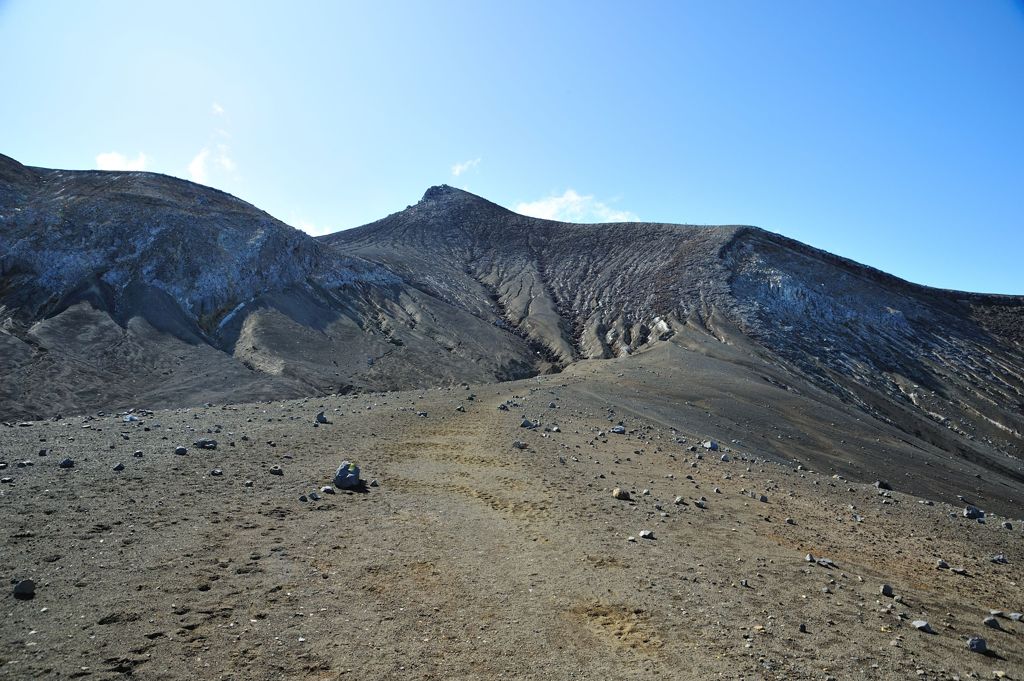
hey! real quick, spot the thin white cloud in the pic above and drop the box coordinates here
[451,157,481,177]
[515,189,638,223]
[216,144,235,172]
[291,217,335,237]
[212,102,225,115]
[95,151,147,171]
[188,148,210,184]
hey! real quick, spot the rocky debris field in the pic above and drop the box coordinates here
[2,350,1022,680]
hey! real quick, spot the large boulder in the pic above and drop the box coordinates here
[333,461,361,490]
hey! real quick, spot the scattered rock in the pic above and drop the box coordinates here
[702,440,719,451]
[874,480,892,490]
[512,440,528,450]
[58,458,74,469]
[880,584,894,598]
[174,446,187,456]
[638,530,655,540]
[612,487,631,501]
[113,462,125,472]
[912,620,932,633]
[193,439,217,450]
[333,461,360,490]
[369,479,379,487]
[315,411,330,424]
[964,505,985,520]
[13,579,35,600]
[967,636,987,653]
[320,485,335,495]
[269,466,283,476]
[308,491,320,501]
[991,554,1009,564]
[210,468,223,476]
[132,450,143,458]
[935,559,949,569]
[983,616,1001,629]
[610,425,626,435]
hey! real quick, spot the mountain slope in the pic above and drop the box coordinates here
[0,157,543,417]
[2,161,1023,513]
[323,185,1024,512]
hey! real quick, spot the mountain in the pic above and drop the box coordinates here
[2,157,1023,513]
[0,156,545,418]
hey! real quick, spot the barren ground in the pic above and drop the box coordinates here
[2,341,1023,680]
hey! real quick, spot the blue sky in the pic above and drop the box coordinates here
[1,1,1022,293]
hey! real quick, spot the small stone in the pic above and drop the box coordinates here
[880,584,894,598]
[113,462,125,472]
[610,425,626,435]
[58,458,74,469]
[912,620,932,633]
[627,536,637,542]
[983,616,1000,629]
[13,579,35,599]
[798,623,807,633]
[132,450,143,458]
[320,486,335,495]
[520,419,537,429]
[612,487,631,501]
[174,446,187,456]
[455,405,465,412]
[638,530,655,540]
[512,440,528,450]
[967,636,987,653]
[210,468,223,476]
[991,554,1008,564]
[308,491,320,501]
[874,480,892,490]
[1009,612,1023,622]
[299,494,308,502]
[702,440,718,451]
[673,495,685,505]
[935,559,949,569]
[720,453,730,462]
[369,479,379,487]
[964,505,985,520]
[1002,521,1013,530]
[805,553,815,562]
[785,517,795,525]
[641,488,650,496]
[193,439,217,450]
[244,480,254,487]
[315,411,330,424]
[269,466,283,476]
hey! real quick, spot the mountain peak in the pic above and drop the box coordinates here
[421,184,468,202]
